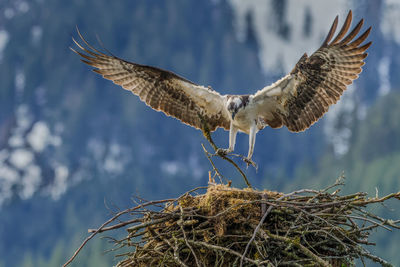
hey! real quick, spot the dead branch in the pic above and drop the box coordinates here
[64,181,400,267]
[200,115,253,188]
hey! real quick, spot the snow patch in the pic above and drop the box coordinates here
[70,165,90,185]
[48,165,69,200]
[31,26,43,45]
[357,103,368,121]
[88,138,106,161]
[27,121,51,152]
[20,165,41,199]
[378,56,391,96]
[87,139,130,176]
[104,143,125,175]
[35,86,47,106]
[9,149,34,169]
[16,1,29,14]
[4,8,15,19]
[381,0,400,44]
[0,30,9,62]
[15,69,25,95]
[161,161,180,176]
[16,104,33,131]
[0,104,66,206]
[160,154,203,179]
[188,153,203,180]
[0,164,19,183]
[8,134,24,147]
[228,0,349,74]
[323,88,356,156]
[0,153,20,206]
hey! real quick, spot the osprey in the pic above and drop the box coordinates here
[72,11,371,163]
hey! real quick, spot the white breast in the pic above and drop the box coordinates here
[231,98,259,134]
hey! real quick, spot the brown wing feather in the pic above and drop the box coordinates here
[281,10,371,132]
[71,30,230,132]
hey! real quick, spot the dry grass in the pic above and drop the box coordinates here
[62,115,400,267]
[106,180,400,267]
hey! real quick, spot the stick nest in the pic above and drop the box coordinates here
[63,133,400,267]
[108,181,400,267]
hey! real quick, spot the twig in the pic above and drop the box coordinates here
[63,198,174,267]
[353,191,400,206]
[257,228,331,267]
[179,206,201,267]
[200,117,253,188]
[202,141,252,188]
[66,180,400,267]
[201,144,228,184]
[215,152,253,188]
[172,235,189,267]
[359,248,393,267]
[88,218,143,233]
[188,240,267,266]
[240,188,315,267]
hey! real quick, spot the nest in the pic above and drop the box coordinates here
[62,131,400,267]
[103,180,399,267]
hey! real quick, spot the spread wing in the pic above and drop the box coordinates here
[254,10,371,132]
[71,30,230,132]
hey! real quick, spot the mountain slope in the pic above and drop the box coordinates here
[0,0,399,266]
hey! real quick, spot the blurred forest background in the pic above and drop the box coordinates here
[0,0,399,266]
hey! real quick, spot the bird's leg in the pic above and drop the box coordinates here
[216,122,237,156]
[244,122,257,168]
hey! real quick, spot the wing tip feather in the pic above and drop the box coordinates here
[339,18,365,46]
[330,10,353,45]
[284,10,372,133]
[322,15,339,47]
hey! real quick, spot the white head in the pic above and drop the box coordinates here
[226,95,249,120]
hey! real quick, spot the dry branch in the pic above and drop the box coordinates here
[64,179,400,267]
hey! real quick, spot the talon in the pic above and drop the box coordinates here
[216,148,232,156]
[243,157,257,169]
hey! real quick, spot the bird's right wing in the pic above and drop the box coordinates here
[71,30,230,131]
[253,11,371,132]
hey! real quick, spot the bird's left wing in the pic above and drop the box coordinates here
[253,11,371,132]
[71,30,230,132]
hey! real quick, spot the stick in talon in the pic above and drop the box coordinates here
[216,148,232,156]
[244,157,257,169]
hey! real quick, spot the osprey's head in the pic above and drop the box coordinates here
[226,95,250,120]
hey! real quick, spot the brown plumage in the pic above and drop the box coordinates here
[278,10,371,132]
[71,30,230,132]
[72,10,371,161]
